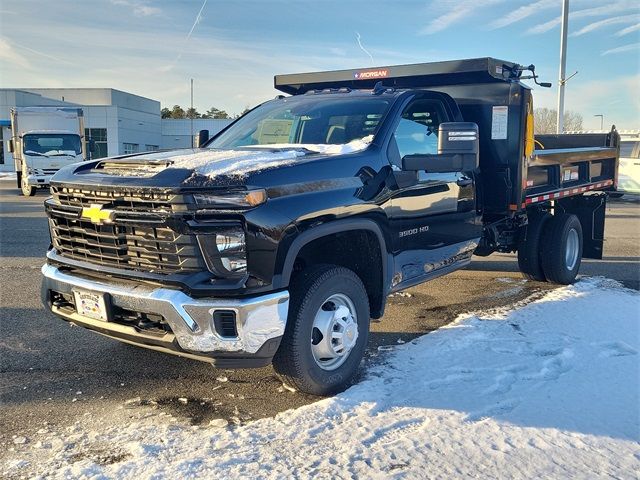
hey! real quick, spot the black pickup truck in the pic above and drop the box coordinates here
[41,58,619,395]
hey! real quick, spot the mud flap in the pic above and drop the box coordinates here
[557,193,606,260]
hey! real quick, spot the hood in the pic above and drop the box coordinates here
[53,137,373,190]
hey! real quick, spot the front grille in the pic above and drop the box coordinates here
[47,187,204,274]
[34,168,58,176]
[50,216,204,274]
[51,186,176,212]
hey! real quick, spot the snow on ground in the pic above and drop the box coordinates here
[4,278,639,479]
[0,172,17,180]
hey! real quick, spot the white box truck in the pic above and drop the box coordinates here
[8,107,87,196]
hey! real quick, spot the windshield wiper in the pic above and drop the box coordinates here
[24,151,47,157]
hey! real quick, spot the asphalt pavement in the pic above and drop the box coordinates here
[1,179,638,455]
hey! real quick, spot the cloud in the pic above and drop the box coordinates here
[488,0,556,30]
[571,14,640,37]
[0,37,31,69]
[615,23,640,37]
[110,0,161,17]
[601,42,640,55]
[527,2,639,35]
[419,0,503,35]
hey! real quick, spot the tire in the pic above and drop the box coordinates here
[273,264,370,396]
[540,213,583,285]
[517,211,551,281]
[16,172,22,190]
[21,174,36,197]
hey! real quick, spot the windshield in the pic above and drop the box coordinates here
[23,133,82,156]
[208,95,392,150]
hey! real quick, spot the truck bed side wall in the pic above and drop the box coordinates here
[535,132,618,149]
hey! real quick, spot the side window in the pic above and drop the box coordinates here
[391,98,448,163]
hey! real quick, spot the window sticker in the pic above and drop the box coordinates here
[491,106,508,140]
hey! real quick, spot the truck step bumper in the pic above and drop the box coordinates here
[41,264,289,367]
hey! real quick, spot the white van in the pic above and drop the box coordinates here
[618,136,640,195]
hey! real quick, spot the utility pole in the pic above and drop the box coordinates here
[190,78,194,148]
[556,0,569,134]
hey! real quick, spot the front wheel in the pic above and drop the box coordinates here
[21,174,36,196]
[273,264,370,396]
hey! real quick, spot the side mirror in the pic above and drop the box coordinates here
[88,139,96,153]
[402,122,479,173]
[8,139,14,153]
[196,129,209,148]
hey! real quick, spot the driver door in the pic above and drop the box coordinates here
[387,93,480,285]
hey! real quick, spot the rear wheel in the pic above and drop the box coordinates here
[21,174,36,197]
[540,213,583,285]
[273,264,370,396]
[517,211,551,281]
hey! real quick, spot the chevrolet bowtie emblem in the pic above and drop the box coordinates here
[80,204,115,225]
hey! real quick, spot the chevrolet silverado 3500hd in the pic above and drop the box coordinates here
[41,58,619,395]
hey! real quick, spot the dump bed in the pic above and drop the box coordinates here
[524,131,619,208]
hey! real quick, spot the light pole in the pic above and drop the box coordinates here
[190,78,194,148]
[594,114,604,131]
[556,0,569,134]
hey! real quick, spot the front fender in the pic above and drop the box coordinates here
[272,216,393,291]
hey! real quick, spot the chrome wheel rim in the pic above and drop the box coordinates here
[565,228,579,270]
[311,293,359,371]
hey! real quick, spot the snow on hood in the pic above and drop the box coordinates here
[167,136,373,180]
[167,149,304,180]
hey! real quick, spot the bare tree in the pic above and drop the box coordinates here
[534,108,584,134]
[564,111,584,131]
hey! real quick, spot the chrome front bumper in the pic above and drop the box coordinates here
[41,264,289,363]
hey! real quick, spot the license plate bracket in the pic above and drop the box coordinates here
[73,289,109,322]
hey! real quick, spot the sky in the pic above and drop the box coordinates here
[0,0,638,130]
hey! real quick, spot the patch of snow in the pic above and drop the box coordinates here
[208,419,229,429]
[248,135,374,155]
[167,149,304,180]
[4,278,639,478]
[166,136,372,180]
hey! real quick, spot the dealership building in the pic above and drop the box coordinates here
[0,88,232,173]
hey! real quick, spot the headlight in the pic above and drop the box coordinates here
[197,226,247,278]
[193,189,267,209]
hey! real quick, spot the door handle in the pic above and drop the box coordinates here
[456,178,473,187]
